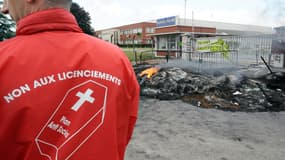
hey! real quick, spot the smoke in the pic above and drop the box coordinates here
[260,0,285,26]
[156,59,240,76]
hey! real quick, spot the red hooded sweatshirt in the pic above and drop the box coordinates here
[0,8,139,160]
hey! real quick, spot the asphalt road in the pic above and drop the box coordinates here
[126,99,285,160]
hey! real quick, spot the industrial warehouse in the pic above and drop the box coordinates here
[97,16,285,69]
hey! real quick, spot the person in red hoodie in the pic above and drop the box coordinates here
[0,0,140,160]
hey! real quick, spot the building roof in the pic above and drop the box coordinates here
[97,16,275,36]
[175,17,274,35]
[96,21,156,32]
[148,31,219,36]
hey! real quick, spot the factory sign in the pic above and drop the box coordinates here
[156,16,177,27]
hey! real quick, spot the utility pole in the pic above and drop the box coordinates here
[192,11,194,35]
[184,0,187,25]
[191,10,195,61]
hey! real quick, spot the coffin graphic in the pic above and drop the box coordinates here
[35,80,108,160]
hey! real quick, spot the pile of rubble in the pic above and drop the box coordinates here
[136,65,285,112]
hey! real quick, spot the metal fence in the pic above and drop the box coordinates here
[181,35,273,67]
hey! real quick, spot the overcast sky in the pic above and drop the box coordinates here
[73,0,285,30]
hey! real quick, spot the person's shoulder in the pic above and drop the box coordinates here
[0,37,18,48]
[83,34,120,51]
[80,34,126,58]
[82,34,133,66]
[0,37,24,53]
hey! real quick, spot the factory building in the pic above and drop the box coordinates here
[96,16,274,58]
[150,16,274,57]
[96,22,156,46]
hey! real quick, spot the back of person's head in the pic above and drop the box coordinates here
[44,0,72,9]
[1,0,73,22]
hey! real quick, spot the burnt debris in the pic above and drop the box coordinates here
[136,65,285,112]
